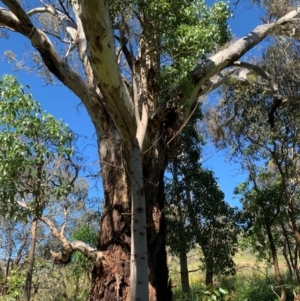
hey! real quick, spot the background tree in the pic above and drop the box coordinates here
[1,1,300,300]
[0,75,102,301]
[166,114,239,289]
[235,172,288,300]
[204,34,300,300]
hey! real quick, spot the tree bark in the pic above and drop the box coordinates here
[282,242,294,279]
[281,221,300,283]
[205,261,214,286]
[89,126,171,301]
[23,218,38,301]
[179,251,190,294]
[130,139,149,301]
[202,248,214,287]
[173,156,190,294]
[143,135,172,301]
[90,127,131,301]
[265,218,287,301]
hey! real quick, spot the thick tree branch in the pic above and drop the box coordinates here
[200,69,237,95]
[77,0,136,143]
[15,199,104,266]
[49,241,104,266]
[0,8,19,30]
[72,4,94,85]
[0,2,108,139]
[2,0,33,32]
[231,60,281,97]
[232,61,271,80]
[191,7,300,106]
[40,216,104,266]
[27,6,54,17]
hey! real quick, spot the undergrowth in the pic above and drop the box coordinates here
[172,269,299,301]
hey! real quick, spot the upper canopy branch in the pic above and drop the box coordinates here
[1,0,33,34]
[27,6,55,17]
[77,0,136,143]
[0,0,108,139]
[232,61,272,80]
[191,7,300,107]
[231,60,280,95]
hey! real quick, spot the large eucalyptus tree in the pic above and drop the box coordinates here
[1,0,300,300]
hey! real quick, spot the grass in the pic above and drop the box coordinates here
[168,248,298,301]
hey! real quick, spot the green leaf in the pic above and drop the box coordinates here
[219,287,228,295]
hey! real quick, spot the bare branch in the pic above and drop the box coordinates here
[2,0,33,32]
[50,241,104,266]
[41,216,104,266]
[232,61,272,80]
[200,69,237,96]
[27,7,54,17]
[59,206,68,237]
[191,7,300,105]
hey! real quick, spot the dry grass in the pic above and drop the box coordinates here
[168,247,289,287]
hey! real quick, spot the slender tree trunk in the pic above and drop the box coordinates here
[282,243,294,278]
[265,219,287,301]
[285,195,300,246]
[275,163,300,250]
[204,254,214,286]
[24,218,38,301]
[179,251,190,294]
[281,221,300,282]
[172,151,190,294]
[5,258,11,278]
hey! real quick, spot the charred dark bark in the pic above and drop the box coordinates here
[143,136,172,301]
[90,123,131,301]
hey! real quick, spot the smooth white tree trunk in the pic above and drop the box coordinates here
[130,140,149,301]
[130,101,149,301]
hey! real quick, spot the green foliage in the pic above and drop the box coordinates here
[0,75,75,217]
[220,271,297,301]
[111,0,231,107]
[71,224,98,270]
[0,269,26,301]
[71,224,98,248]
[172,284,233,301]
[158,0,232,105]
[213,37,300,299]
[0,257,92,301]
[166,108,239,282]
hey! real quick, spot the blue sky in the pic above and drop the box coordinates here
[0,0,267,207]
